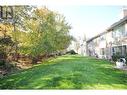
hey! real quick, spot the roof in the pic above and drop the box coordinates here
[107,16,127,31]
[86,16,127,43]
[86,31,108,43]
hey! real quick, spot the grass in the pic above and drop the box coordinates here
[0,55,127,89]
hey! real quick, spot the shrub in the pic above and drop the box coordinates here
[112,52,121,62]
[66,50,77,55]
[0,60,6,66]
[0,51,7,66]
[111,52,126,62]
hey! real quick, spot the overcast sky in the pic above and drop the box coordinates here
[42,5,123,40]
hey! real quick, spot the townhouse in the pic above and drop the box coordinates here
[86,9,127,60]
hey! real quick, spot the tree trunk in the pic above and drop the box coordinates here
[32,56,38,64]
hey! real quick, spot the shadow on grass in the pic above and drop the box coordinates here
[0,55,127,89]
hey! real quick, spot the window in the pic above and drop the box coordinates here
[0,6,13,19]
[100,35,105,41]
[6,6,13,19]
[122,45,126,56]
[100,48,105,55]
[112,46,123,55]
[112,47,115,54]
[112,25,125,38]
[117,46,122,54]
[0,6,2,19]
[1,6,7,19]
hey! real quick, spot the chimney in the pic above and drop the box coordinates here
[122,6,127,18]
[123,8,127,17]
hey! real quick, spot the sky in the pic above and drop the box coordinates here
[43,5,123,40]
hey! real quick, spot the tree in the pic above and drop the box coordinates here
[14,7,72,63]
[0,23,15,68]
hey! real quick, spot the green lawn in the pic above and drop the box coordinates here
[0,55,127,89]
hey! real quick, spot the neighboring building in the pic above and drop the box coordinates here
[86,8,127,59]
[68,35,87,56]
[79,39,87,56]
[74,35,87,55]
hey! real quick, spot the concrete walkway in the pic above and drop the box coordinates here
[114,66,127,70]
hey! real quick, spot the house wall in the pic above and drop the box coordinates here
[105,31,113,59]
[87,22,127,59]
[111,23,127,56]
[112,24,126,39]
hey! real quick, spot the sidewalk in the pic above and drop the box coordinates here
[114,66,127,70]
